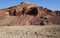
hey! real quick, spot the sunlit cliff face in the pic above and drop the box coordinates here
[0,2,60,25]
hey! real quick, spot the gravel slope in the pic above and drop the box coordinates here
[0,25,60,38]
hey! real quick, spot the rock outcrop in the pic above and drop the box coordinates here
[0,2,60,26]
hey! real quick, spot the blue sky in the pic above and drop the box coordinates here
[0,0,60,11]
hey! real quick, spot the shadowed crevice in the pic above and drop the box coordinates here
[26,7,38,16]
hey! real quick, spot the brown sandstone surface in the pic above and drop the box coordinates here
[0,2,60,26]
[0,2,60,38]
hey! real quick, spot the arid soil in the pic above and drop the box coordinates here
[0,25,60,38]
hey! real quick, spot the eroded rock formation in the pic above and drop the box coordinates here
[0,2,60,26]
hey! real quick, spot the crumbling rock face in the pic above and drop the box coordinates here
[25,7,38,16]
[0,2,60,26]
[54,11,60,16]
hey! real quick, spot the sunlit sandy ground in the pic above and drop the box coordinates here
[0,25,60,38]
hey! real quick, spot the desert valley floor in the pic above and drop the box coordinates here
[0,25,60,38]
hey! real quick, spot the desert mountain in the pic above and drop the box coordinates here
[0,2,60,26]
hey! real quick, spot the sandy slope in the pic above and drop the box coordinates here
[0,25,60,38]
